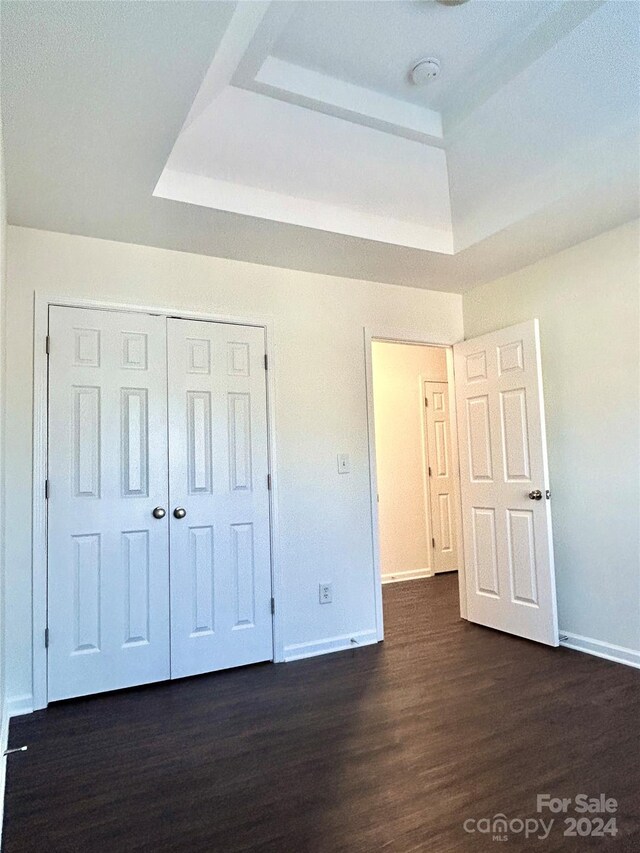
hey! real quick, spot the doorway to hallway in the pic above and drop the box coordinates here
[371,341,460,584]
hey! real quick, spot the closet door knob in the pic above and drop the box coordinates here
[152,507,166,519]
[528,490,542,501]
[173,507,187,519]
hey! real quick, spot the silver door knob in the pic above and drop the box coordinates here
[173,507,187,519]
[152,507,166,519]
[528,490,542,500]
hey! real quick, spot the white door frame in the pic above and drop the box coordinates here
[364,327,467,642]
[32,293,283,710]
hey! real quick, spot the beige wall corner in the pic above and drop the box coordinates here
[463,219,640,653]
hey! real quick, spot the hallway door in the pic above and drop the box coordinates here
[424,381,459,574]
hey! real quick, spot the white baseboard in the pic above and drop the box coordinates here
[5,695,33,720]
[1,694,36,848]
[382,569,432,584]
[284,629,378,662]
[559,631,640,670]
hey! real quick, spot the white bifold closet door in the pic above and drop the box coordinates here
[48,307,171,701]
[453,319,558,646]
[47,307,273,702]
[167,319,272,679]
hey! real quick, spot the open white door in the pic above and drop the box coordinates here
[453,320,558,646]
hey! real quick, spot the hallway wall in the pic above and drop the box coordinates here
[372,342,447,581]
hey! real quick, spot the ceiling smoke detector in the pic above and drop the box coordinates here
[410,58,441,86]
[436,0,471,6]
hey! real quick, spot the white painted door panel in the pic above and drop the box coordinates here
[424,381,458,574]
[453,320,558,645]
[167,319,273,678]
[48,306,170,701]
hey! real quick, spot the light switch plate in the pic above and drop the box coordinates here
[337,453,350,474]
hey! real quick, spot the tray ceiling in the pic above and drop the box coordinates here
[2,0,638,292]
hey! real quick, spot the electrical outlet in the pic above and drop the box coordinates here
[319,583,332,604]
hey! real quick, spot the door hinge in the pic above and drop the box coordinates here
[45,335,50,355]
[267,473,272,490]
[270,597,275,615]
[428,466,432,477]
[44,628,49,648]
[45,479,50,500]
[264,353,268,370]
[424,397,428,407]
[432,538,436,548]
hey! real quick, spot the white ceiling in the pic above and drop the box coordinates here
[1,1,638,293]
[272,1,556,114]
[157,86,454,253]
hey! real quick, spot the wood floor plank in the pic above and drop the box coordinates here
[3,576,639,852]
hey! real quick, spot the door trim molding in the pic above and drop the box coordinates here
[363,327,467,642]
[32,293,283,710]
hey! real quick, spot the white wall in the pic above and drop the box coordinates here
[371,342,447,580]
[0,107,7,798]
[464,220,640,656]
[4,225,463,707]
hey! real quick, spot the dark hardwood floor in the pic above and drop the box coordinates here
[3,575,639,852]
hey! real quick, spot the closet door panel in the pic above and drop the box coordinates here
[167,319,273,678]
[48,306,170,701]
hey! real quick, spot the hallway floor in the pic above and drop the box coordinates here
[3,575,639,852]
